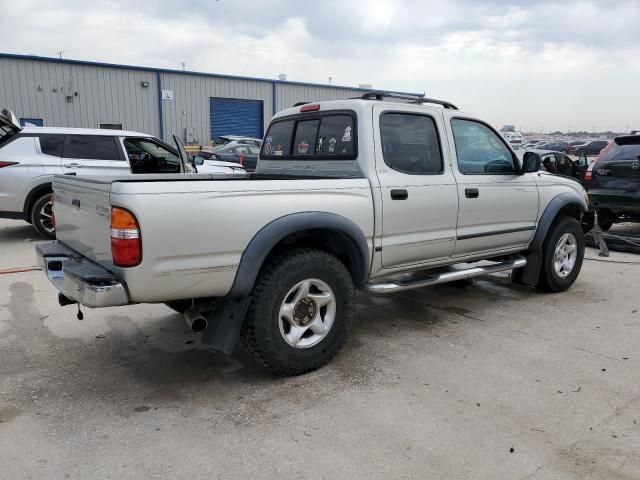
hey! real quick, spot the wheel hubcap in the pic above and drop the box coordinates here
[553,233,577,278]
[39,200,55,234]
[279,279,336,349]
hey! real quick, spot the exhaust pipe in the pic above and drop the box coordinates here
[184,309,208,333]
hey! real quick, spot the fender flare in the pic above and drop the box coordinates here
[517,192,588,285]
[228,211,370,297]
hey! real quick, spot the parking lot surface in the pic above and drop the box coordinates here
[1,218,639,479]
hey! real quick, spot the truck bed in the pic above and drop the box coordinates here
[52,173,374,303]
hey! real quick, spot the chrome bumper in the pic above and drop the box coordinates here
[36,241,129,308]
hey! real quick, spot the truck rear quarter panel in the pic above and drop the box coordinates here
[110,178,374,303]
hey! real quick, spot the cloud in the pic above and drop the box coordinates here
[1,0,639,131]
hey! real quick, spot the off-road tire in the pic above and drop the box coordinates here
[30,193,55,239]
[241,248,355,376]
[536,216,585,292]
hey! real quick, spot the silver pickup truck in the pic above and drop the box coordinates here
[36,92,589,376]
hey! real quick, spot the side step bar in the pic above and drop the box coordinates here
[364,255,527,294]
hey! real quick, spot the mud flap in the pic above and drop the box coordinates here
[199,297,251,355]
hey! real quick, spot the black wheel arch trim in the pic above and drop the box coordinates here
[517,192,588,286]
[23,182,53,218]
[229,212,370,297]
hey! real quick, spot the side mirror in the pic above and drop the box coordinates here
[522,151,542,173]
[193,155,205,166]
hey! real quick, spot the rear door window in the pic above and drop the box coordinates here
[380,113,443,174]
[38,134,65,157]
[63,135,121,160]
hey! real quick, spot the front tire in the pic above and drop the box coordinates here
[536,216,585,292]
[241,248,355,376]
[30,193,55,239]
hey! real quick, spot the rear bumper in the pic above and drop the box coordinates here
[36,241,129,308]
[589,188,640,212]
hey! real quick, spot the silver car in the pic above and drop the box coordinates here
[0,108,240,238]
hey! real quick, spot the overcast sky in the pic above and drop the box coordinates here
[2,0,639,132]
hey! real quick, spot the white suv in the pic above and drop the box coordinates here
[0,109,242,238]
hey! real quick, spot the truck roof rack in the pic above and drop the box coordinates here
[358,91,459,110]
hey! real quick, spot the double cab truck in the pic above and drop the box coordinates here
[36,92,589,376]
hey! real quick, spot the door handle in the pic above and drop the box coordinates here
[465,188,479,199]
[63,163,82,168]
[390,189,408,200]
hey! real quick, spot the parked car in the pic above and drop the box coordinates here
[192,154,247,174]
[538,141,571,153]
[584,135,640,230]
[211,135,262,149]
[36,93,588,376]
[534,150,589,182]
[570,140,609,156]
[0,108,237,238]
[210,143,261,171]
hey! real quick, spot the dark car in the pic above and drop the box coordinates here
[212,144,261,171]
[571,140,609,156]
[584,135,640,230]
[538,141,571,153]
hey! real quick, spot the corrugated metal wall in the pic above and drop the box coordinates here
[159,71,272,145]
[274,83,363,112]
[0,57,160,136]
[0,55,388,145]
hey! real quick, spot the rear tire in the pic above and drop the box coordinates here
[241,248,354,376]
[30,193,55,239]
[536,216,585,292]
[596,209,614,231]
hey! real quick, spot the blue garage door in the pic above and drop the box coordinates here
[210,97,264,141]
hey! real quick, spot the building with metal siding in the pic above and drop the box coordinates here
[0,53,420,145]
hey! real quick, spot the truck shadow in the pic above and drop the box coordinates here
[2,274,537,429]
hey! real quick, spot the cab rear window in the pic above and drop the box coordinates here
[261,112,356,160]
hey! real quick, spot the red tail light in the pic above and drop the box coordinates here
[0,161,19,168]
[238,153,244,166]
[300,103,320,112]
[110,207,141,267]
[584,163,594,181]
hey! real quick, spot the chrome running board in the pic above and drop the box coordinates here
[364,255,527,294]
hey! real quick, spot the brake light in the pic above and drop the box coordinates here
[300,103,320,112]
[0,161,19,168]
[238,153,244,166]
[584,163,594,181]
[110,207,141,267]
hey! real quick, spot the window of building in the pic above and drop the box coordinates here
[98,123,123,130]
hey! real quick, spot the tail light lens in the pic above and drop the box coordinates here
[110,207,141,267]
[0,161,19,168]
[238,153,244,166]
[584,163,594,181]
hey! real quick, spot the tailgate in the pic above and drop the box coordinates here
[53,176,114,269]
